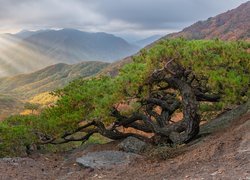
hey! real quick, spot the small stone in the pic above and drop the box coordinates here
[118,137,147,153]
[211,169,224,176]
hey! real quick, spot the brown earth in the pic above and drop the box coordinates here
[0,105,249,180]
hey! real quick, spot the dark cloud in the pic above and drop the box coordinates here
[0,0,248,38]
[91,0,247,29]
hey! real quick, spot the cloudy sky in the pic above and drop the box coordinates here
[0,0,248,40]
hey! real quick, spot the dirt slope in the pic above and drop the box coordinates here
[0,105,249,180]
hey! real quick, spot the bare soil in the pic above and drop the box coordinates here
[0,112,249,180]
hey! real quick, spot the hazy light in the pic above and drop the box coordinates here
[0,35,57,77]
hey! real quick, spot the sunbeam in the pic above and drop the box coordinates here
[0,34,58,77]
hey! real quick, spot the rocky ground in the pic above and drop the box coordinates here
[0,103,249,180]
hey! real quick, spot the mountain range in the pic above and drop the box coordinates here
[0,29,140,77]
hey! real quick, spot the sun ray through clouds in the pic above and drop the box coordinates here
[0,34,59,77]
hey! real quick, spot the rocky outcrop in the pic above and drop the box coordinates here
[200,100,250,134]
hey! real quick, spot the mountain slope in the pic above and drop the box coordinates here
[134,35,162,48]
[165,1,250,41]
[0,61,109,98]
[14,30,50,39]
[22,29,139,62]
[0,94,23,121]
[100,2,250,78]
[0,29,139,77]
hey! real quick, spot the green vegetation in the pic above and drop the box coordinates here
[0,115,38,156]
[0,39,249,157]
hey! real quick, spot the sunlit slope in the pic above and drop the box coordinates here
[0,61,109,99]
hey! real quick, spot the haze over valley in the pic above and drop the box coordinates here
[0,29,142,77]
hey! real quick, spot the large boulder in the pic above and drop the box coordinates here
[76,150,141,169]
[118,136,147,153]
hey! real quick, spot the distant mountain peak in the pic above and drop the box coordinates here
[17,29,31,34]
[14,29,52,39]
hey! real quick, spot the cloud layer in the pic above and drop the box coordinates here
[0,0,248,38]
